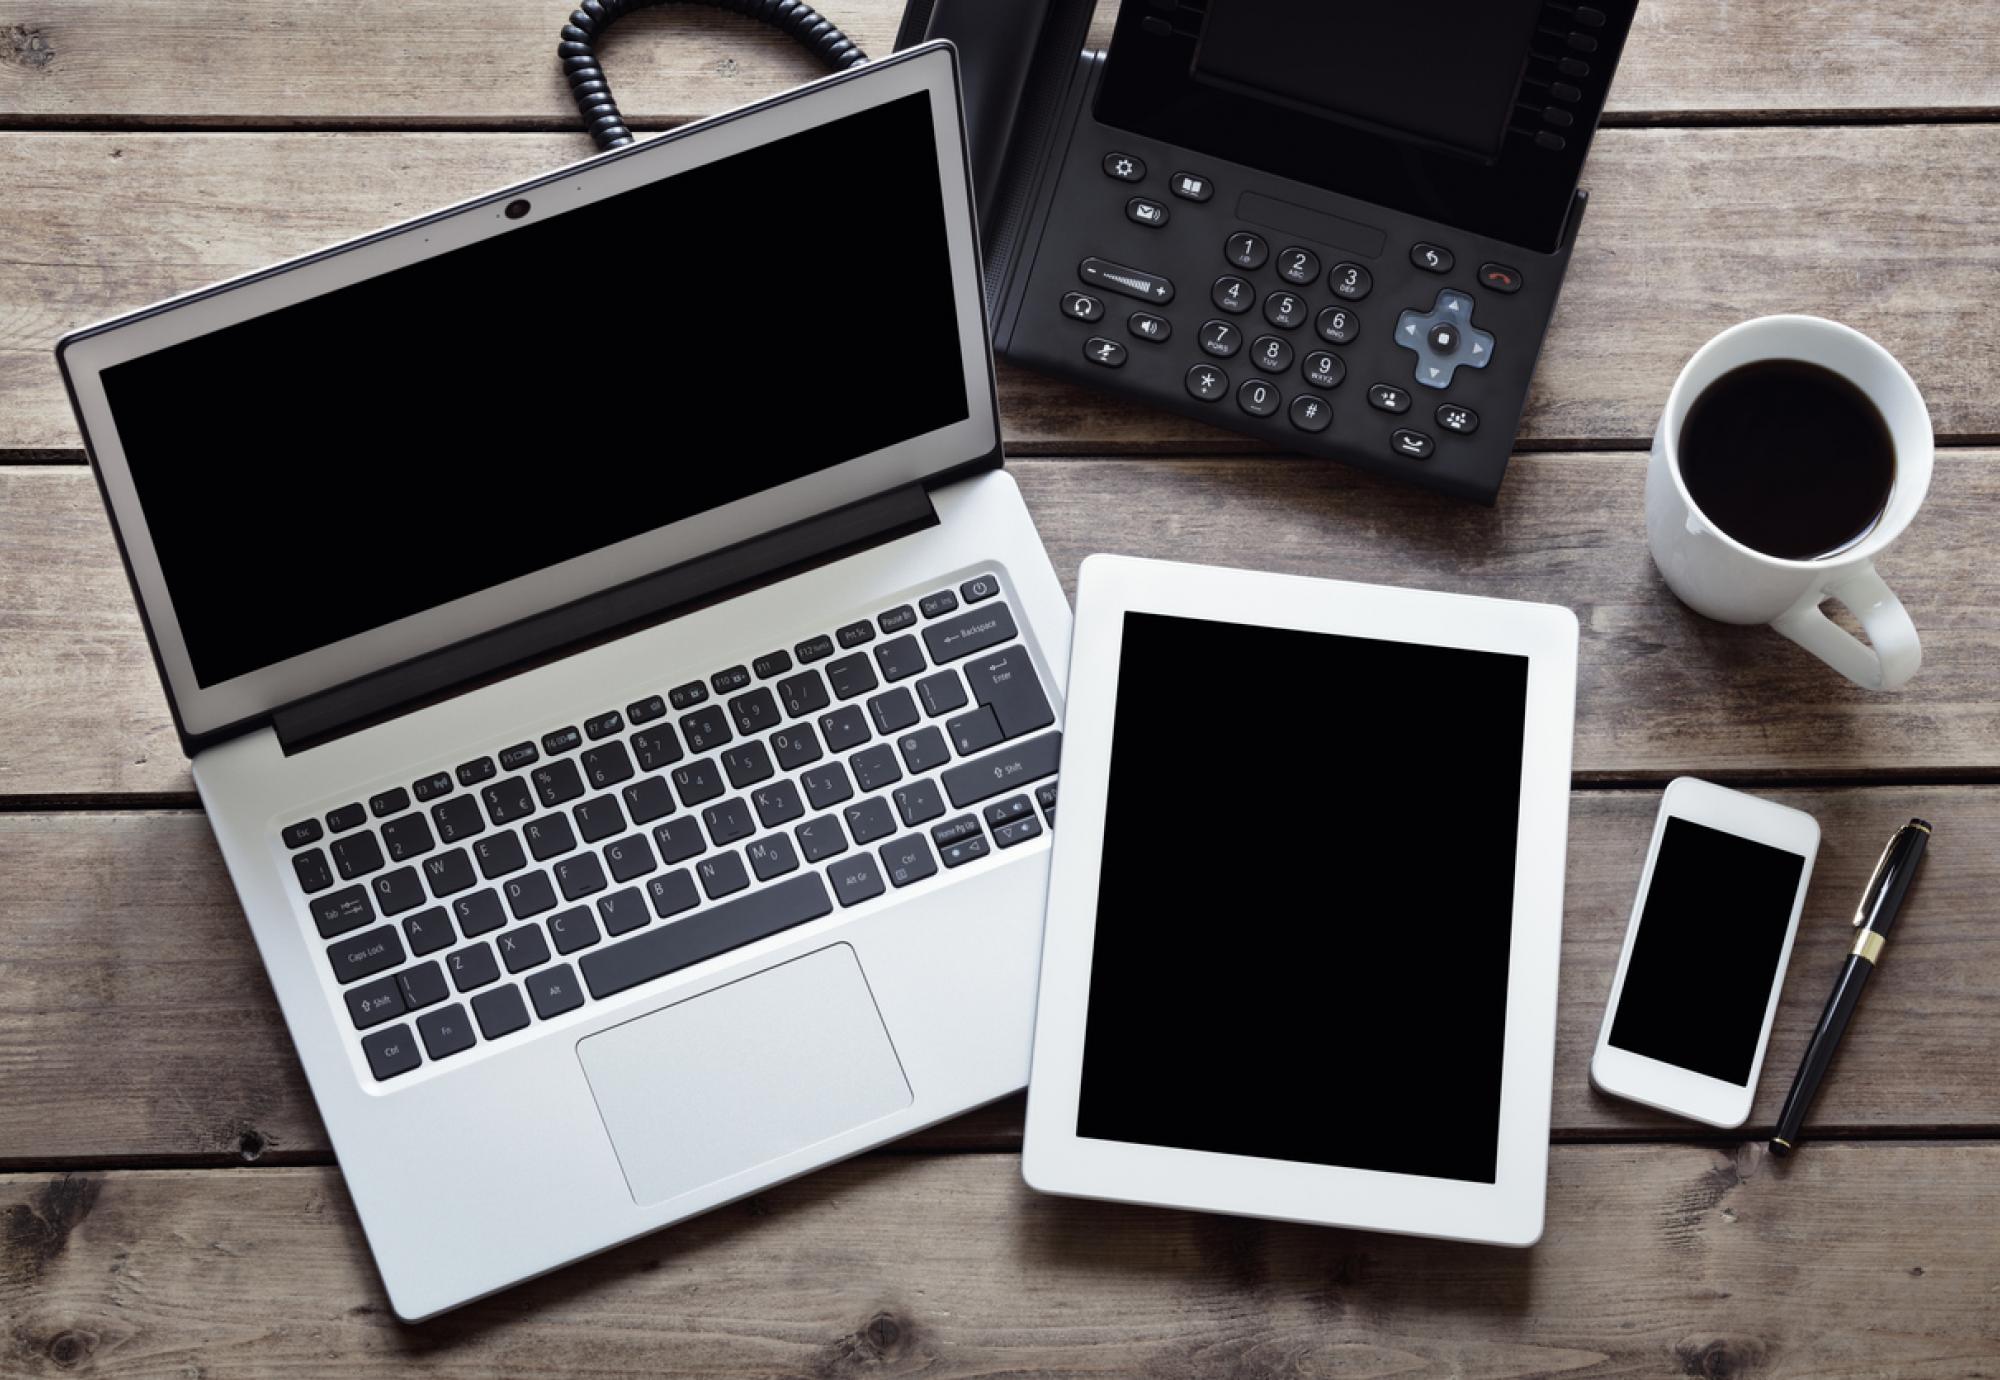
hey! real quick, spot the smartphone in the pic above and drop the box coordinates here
[1590,777,1820,1128]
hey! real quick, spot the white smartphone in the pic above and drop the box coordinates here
[1590,777,1820,1128]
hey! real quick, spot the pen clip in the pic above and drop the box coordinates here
[1854,828,1902,927]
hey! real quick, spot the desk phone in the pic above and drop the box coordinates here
[905,0,1637,502]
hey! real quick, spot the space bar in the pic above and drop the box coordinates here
[579,873,834,1000]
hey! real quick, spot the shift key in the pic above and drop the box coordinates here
[942,732,1062,809]
[922,601,1018,664]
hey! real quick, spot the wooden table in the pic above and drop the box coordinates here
[3,3,1997,1373]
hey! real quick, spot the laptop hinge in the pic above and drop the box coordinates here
[271,482,939,756]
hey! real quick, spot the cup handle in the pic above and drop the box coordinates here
[1771,564,1921,690]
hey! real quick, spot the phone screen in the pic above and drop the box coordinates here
[1608,818,1807,1085]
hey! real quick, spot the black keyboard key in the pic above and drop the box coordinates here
[697,850,750,899]
[1037,781,1058,822]
[598,887,651,936]
[879,835,938,888]
[672,758,725,806]
[874,635,927,683]
[703,797,756,845]
[986,795,1033,827]
[940,833,990,868]
[481,777,535,825]
[370,865,426,916]
[931,815,982,846]
[527,964,586,1019]
[631,725,684,772]
[282,818,323,849]
[897,726,950,774]
[399,959,449,1009]
[369,787,410,819]
[710,664,751,695]
[423,846,477,897]
[311,884,376,938]
[580,873,833,1000]
[474,984,533,1040]
[916,670,967,717]
[403,907,455,957]
[473,830,528,879]
[603,833,656,883]
[645,869,700,920]
[447,942,501,993]
[418,1003,477,1059]
[453,888,507,937]
[878,604,918,633]
[679,706,731,752]
[524,814,578,862]
[919,590,959,619]
[729,688,780,736]
[721,741,775,790]
[551,904,604,953]
[585,710,625,740]
[836,619,876,649]
[923,602,1019,665]
[829,855,886,908]
[504,871,558,919]
[960,574,1000,604]
[498,924,552,973]
[619,776,675,826]
[893,780,946,827]
[363,1024,421,1081]
[413,771,454,803]
[627,694,667,725]
[795,632,836,663]
[752,779,806,828]
[796,814,848,862]
[380,813,435,862]
[995,815,1044,848]
[293,848,335,895]
[962,645,1054,738]
[849,744,902,792]
[826,653,878,701]
[346,974,406,1030]
[542,726,582,756]
[941,731,1062,809]
[330,832,385,881]
[746,833,800,881]
[777,671,830,718]
[328,925,405,985]
[455,756,496,787]
[868,687,919,735]
[431,795,486,844]
[752,649,793,679]
[327,802,367,833]
[652,817,707,864]
[555,852,609,900]
[575,793,628,841]
[532,757,586,808]
[770,724,823,771]
[819,705,871,752]
[802,761,854,810]
[499,741,539,772]
[669,679,708,710]
[844,797,897,845]
[580,742,635,790]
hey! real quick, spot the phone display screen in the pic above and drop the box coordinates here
[1608,818,1807,1085]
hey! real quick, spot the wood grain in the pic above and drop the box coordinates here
[3,786,1993,1166]
[4,126,1999,454]
[5,453,1998,801]
[4,1147,1997,1376]
[2,0,1996,126]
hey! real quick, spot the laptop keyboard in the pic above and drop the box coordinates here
[279,573,1060,1084]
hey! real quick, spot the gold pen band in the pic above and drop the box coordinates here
[1853,930,1886,964]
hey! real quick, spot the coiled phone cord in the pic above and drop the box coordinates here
[561,0,869,151]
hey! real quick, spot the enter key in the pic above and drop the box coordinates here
[961,644,1054,739]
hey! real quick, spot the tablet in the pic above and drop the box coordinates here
[1022,555,1579,1245]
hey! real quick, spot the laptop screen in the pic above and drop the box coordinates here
[96,90,968,691]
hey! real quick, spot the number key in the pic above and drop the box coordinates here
[1278,246,1320,284]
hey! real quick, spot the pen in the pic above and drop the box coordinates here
[1769,818,1931,1156]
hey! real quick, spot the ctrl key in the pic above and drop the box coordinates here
[362,1023,421,1082]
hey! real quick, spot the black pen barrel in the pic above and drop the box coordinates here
[1770,956,1871,1154]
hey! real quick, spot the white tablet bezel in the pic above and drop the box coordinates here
[1021,554,1579,1246]
[1589,777,1820,1129]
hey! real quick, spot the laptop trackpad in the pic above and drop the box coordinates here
[578,944,912,1207]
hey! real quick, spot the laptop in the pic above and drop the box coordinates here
[56,43,1069,1320]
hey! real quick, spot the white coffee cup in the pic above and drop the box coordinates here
[1647,315,1931,691]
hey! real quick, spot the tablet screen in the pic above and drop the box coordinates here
[1076,612,1531,1184]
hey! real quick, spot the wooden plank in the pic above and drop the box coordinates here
[6,452,1998,801]
[3,786,1993,1165]
[4,1147,1997,1375]
[2,0,1996,126]
[5,127,1997,455]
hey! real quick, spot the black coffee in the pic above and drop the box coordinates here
[1677,359,1896,560]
